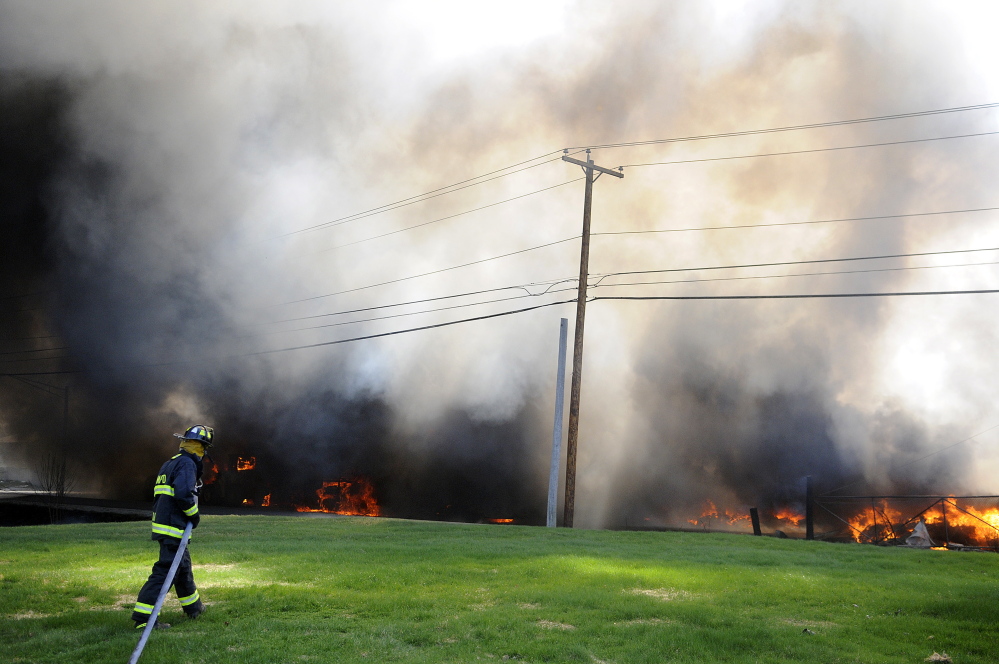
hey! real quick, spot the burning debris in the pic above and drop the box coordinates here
[235,457,256,472]
[295,478,381,517]
[687,500,751,529]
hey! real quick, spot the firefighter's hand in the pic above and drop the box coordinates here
[189,513,201,529]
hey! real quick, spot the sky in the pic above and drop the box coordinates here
[2,1,999,527]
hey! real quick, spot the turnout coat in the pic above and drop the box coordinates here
[151,449,202,539]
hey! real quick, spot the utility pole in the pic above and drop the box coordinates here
[561,149,623,528]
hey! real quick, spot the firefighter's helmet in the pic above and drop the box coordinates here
[173,424,215,448]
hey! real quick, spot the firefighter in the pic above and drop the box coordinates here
[130,424,214,629]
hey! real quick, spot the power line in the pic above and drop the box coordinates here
[278,103,999,239]
[266,278,577,324]
[591,246,999,282]
[573,101,999,152]
[591,289,999,303]
[0,346,69,357]
[592,206,999,237]
[590,260,999,290]
[316,177,583,253]
[259,259,996,337]
[279,235,580,306]
[0,370,79,377]
[820,423,999,496]
[254,287,999,356]
[249,299,577,356]
[615,130,999,170]
[281,151,583,238]
[254,288,579,337]
[0,354,71,364]
[260,259,998,337]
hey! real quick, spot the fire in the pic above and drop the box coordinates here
[687,500,751,528]
[261,494,271,507]
[488,518,515,524]
[773,507,805,527]
[203,462,220,485]
[295,477,381,516]
[847,498,999,546]
[242,498,254,506]
[918,501,999,546]
[236,456,256,471]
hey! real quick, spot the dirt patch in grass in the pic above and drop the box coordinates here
[537,620,575,630]
[613,618,671,626]
[9,611,55,620]
[782,619,838,628]
[627,588,692,601]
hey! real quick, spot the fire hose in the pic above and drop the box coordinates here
[127,521,194,664]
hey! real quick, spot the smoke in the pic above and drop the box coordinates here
[1,1,998,526]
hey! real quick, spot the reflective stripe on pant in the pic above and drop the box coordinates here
[131,537,202,622]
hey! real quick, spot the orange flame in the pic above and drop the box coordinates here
[261,494,271,507]
[847,499,999,545]
[203,462,220,485]
[236,456,256,471]
[241,498,254,506]
[295,477,381,516]
[687,500,751,528]
[925,502,999,544]
[488,518,514,524]
[773,507,805,527]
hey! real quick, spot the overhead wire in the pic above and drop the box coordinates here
[820,423,999,496]
[614,130,999,170]
[279,235,580,306]
[252,287,579,337]
[266,278,578,324]
[316,177,583,253]
[259,256,997,337]
[267,245,999,327]
[589,260,999,291]
[591,206,999,237]
[278,102,999,239]
[248,299,578,356]
[591,289,999,303]
[280,150,584,238]
[590,246,999,282]
[572,101,999,151]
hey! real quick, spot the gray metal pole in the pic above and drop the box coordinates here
[128,521,194,664]
[547,318,569,527]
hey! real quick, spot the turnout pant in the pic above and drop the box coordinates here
[131,538,203,623]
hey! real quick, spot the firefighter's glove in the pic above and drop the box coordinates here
[189,513,201,529]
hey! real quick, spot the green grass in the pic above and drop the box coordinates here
[1,517,997,663]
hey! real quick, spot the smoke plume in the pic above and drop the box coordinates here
[2,1,997,527]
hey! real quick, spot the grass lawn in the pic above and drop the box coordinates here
[1,516,997,663]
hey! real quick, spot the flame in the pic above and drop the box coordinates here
[687,500,751,528]
[261,494,271,507]
[203,462,220,485]
[773,507,805,527]
[295,477,381,516]
[242,498,254,506]
[919,501,999,546]
[847,498,999,545]
[236,456,256,471]
[488,518,514,524]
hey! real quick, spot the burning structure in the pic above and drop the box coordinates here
[2,5,999,529]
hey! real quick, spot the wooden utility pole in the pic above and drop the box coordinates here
[561,149,623,527]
